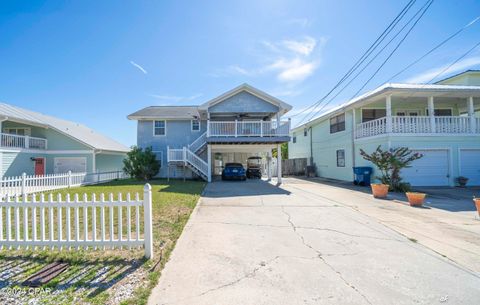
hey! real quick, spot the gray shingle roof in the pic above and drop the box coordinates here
[0,103,129,153]
[127,106,200,120]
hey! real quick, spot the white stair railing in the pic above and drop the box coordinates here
[188,132,207,152]
[185,148,208,177]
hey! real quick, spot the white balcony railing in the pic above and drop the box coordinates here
[355,116,480,139]
[1,133,47,149]
[207,120,290,137]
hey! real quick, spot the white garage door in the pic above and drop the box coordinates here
[460,149,480,186]
[401,150,449,186]
[54,157,87,174]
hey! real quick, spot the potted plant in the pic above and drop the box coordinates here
[371,183,389,198]
[360,146,423,198]
[456,176,469,187]
[406,192,426,207]
[474,197,480,217]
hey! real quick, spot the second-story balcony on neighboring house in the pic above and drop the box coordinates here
[352,84,480,140]
[1,133,48,150]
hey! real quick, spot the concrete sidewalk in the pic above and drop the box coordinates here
[148,179,480,305]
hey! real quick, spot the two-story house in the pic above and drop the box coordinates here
[289,70,480,187]
[0,103,129,177]
[128,84,292,182]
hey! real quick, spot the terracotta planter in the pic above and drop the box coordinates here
[474,198,480,217]
[371,184,389,198]
[406,192,426,206]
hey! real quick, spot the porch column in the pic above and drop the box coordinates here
[276,144,282,185]
[385,95,392,133]
[207,144,212,182]
[468,96,476,133]
[428,96,436,133]
[267,150,272,181]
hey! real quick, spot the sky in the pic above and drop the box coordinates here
[1,0,480,146]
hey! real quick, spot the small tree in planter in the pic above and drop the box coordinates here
[123,146,160,181]
[359,146,423,192]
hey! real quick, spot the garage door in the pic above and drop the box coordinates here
[401,150,449,186]
[54,157,87,174]
[460,149,480,186]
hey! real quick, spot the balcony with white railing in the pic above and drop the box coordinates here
[207,120,290,138]
[1,133,48,150]
[355,116,480,139]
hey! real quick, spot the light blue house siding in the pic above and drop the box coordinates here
[137,119,207,177]
[209,92,279,114]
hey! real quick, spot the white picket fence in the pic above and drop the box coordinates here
[0,170,128,198]
[0,183,153,258]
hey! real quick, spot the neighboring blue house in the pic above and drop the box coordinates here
[0,103,129,177]
[128,84,292,182]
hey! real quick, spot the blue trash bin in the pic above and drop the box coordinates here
[353,167,373,186]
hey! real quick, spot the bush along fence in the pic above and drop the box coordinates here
[0,183,153,258]
[0,170,128,198]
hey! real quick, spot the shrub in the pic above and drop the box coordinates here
[359,146,422,192]
[123,146,160,181]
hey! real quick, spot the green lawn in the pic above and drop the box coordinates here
[0,178,206,305]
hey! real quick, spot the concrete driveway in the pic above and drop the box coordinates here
[149,178,480,305]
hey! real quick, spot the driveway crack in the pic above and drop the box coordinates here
[281,206,373,305]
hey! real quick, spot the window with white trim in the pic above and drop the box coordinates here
[292,132,297,143]
[426,108,453,116]
[304,128,308,136]
[191,120,200,131]
[330,113,345,133]
[154,120,166,136]
[3,127,31,136]
[336,149,345,167]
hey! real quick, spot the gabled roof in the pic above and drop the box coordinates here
[435,69,480,84]
[0,103,129,153]
[127,106,200,120]
[198,83,292,115]
[292,82,480,131]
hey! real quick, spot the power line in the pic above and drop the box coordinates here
[287,0,417,121]
[350,0,434,99]
[386,15,480,82]
[300,0,434,125]
[301,0,431,124]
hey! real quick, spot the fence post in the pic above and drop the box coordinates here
[68,170,72,188]
[143,183,153,259]
[21,173,27,197]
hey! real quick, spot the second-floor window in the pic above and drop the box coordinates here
[304,128,308,136]
[191,120,200,131]
[292,132,297,143]
[154,120,166,136]
[330,113,345,133]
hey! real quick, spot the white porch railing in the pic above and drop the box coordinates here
[0,184,153,258]
[356,116,480,139]
[185,149,208,175]
[1,133,47,150]
[207,120,290,137]
[0,170,128,198]
[167,148,184,162]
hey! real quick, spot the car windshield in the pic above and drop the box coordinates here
[225,163,243,168]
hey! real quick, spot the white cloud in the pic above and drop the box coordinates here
[404,56,480,84]
[149,93,203,102]
[213,36,325,85]
[281,36,316,56]
[130,61,148,74]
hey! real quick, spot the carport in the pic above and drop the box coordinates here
[207,143,283,183]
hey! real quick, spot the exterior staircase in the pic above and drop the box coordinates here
[167,132,208,181]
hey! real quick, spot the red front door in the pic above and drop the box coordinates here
[34,158,45,176]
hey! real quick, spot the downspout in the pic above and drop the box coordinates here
[309,126,313,166]
[351,109,356,181]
